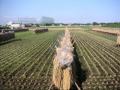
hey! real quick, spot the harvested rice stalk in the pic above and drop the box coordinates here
[52,27,76,90]
[117,34,120,46]
[52,58,63,89]
[63,67,73,90]
[116,30,120,46]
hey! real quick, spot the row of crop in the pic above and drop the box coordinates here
[72,33,101,75]
[87,30,117,41]
[0,32,54,74]
[0,38,52,89]
[83,31,120,66]
[0,32,49,64]
[0,34,52,75]
[0,31,58,65]
[0,39,49,72]
[71,31,120,89]
[72,31,120,75]
[0,31,63,90]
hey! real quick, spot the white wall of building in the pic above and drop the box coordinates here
[7,22,25,29]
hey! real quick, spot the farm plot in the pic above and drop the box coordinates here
[71,30,120,90]
[1,28,120,90]
[0,31,63,90]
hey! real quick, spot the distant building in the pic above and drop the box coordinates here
[7,21,25,29]
[59,24,63,27]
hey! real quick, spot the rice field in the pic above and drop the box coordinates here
[0,30,63,90]
[0,27,120,90]
[71,30,120,90]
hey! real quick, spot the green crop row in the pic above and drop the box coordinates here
[71,30,120,90]
[0,31,63,90]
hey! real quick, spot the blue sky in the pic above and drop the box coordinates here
[0,0,120,24]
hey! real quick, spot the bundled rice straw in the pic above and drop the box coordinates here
[117,31,120,46]
[92,27,120,35]
[52,27,75,90]
[63,67,73,90]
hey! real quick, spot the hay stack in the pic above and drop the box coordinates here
[92,28,119,35]
[33,29,48,33]
[52,27,75,90]
[0,31,15,42]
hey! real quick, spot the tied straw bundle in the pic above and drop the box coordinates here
[52,27,76,90]
[117,31,120,46]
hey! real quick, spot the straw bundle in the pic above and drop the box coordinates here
[0,32,15,42]
[52,58,63,89]
[117,32,120,46]
[33,29,48,33]
[52,27,75,90]
[63,67,73,90]
[92,28,120,35]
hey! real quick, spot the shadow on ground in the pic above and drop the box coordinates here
[71,41,88,90]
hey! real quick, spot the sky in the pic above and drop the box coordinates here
[0,0,120,24]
